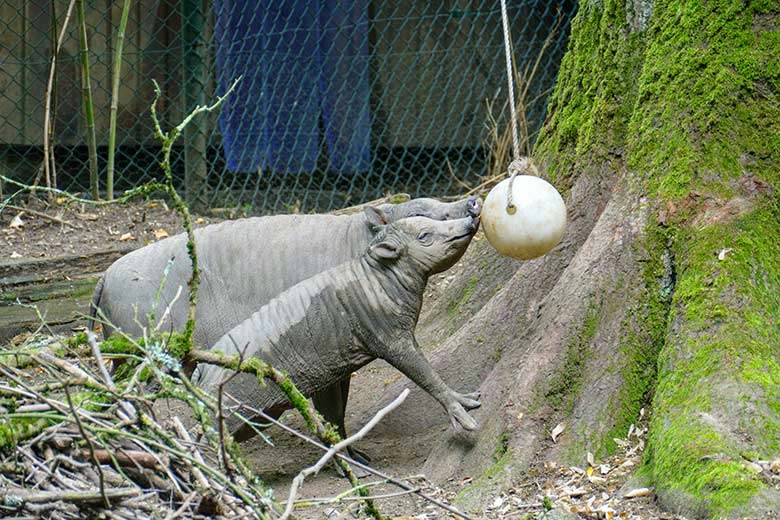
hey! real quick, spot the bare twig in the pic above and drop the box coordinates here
[86,330,136,422]
[32,352,109,393]
[298,486,421,505]
[63,385,110,508]
[148,76,240,348]
[170,417,210,491]
[216,342,252,473]
[445,159,473,192]
[86,330,113,389]
[1,204,80,229]
[0,487,139,504]
[0,174,165,209]
[281,388,411,520]
[242,404,478,520]
[73,450,163,470]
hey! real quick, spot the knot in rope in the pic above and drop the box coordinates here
[505,157,538,214]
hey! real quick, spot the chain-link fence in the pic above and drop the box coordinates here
[1,0,576,214]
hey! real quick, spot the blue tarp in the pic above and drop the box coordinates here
[214,0,371,174]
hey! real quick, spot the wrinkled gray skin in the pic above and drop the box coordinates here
[91,196,481,449]
[195,211,482,440]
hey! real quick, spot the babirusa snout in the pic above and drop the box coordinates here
[467,196,482,218]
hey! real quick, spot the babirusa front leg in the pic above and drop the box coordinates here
[380,334,481,430]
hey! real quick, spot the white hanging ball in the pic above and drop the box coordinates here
[482,175,567,260]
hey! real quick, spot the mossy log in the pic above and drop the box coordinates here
[362,1,778,518]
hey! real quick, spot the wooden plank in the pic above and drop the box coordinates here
[0,247,134,343]
[0,280,96,342]
[0,247,133,287]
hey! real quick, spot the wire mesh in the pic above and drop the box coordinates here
[0,0,577,214]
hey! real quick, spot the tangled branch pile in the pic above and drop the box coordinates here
[0,332,279,520]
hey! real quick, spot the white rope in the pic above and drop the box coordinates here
[500,0,521,164]
[499,0,525,213]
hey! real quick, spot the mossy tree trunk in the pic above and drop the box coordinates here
[365,1,779,518]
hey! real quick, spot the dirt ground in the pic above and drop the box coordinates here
[0,197,687,520]
[0,195,221,260]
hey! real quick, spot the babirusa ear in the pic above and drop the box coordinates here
[370,240,400,261]
[364,206,388,228]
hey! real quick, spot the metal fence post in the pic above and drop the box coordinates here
[182,0,208,210]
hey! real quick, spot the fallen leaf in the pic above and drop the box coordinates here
[566,487,587,498]
[9,214,24,229]
[613,438,630,448]
[153,229,169,239]
[551,422,565,442]
[119,233,135,241]
[490,496,504,509]
[195,217,206,224]
[55,196,68,204]
[600,464,611,475]
[586,466,594,477]
[10,251,22,258]
[624,487,652,498]
[587,451,595,467]
[718,248,733,260]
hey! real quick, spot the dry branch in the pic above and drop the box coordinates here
[280,388,411,520]
[0,487,140,505]
[0,204,80,229]
[238,403,478,520]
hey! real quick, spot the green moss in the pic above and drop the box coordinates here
[537,0,646,187]
[64,331,88,349]
[71,284,96,299]
[100,334,143,356]
[165,332,192,360]
[448,276,478,317]
[600,222,673,456]
[627,1,780,200]
[532,0,779,514]
[0,417,51,450]
[542,301,599,412]
[601,2,780,514]
[494,430,510,462]
[456,450,511,504]
[645,203,780,514]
